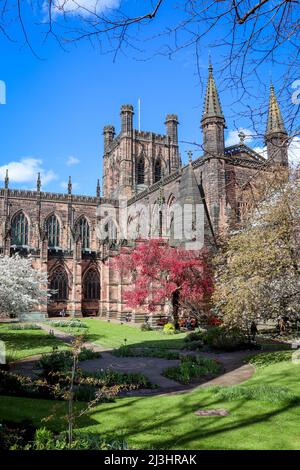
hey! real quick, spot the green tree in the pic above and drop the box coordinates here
[213,169,300,332]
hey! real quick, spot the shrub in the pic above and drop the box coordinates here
[184,332,203,342]
[183,340,203,351]
[48,320,88,329]
[14,427,128,450]
[37,349,101,380]
[37,351,73,379]
[163,355,222,384]
[8,323,42,330]
[0,370,59,400]
[113,346,180,360]
[140,323,153,331]
[78,347,101,361]
[163,323,176,335]
[203,326,250,352]
[209,384,298,404]
[0,420,36,450]
[82,369,153,389]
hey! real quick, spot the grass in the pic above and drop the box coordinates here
[0,324,68,360]
[53,318,186,350]
[1,351,300,449]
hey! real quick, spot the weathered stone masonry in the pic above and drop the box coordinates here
[0,65,289,321]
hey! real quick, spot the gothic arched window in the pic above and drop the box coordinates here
[50,267,68,301]
[137,156,145,185]
[83,269,100,300]
[11,212,29,246]
[76,217,90,249]
[105,219,118,241]
[154,159,162,183]
[45,214,60,247]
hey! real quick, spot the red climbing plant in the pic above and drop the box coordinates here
[114,239,213,328]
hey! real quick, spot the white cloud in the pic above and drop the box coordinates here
[288,137,300,167]
[51,0,121,17]
[0,158,57,186]
[225,128,254,147]
[60,180,80,191]
[66,155,80,166]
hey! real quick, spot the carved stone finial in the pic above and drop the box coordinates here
[187,150,193,164]
[4,169,9,189]
[37,172,41,192]
[68,176,72,195]
[238,130,246,144]
[96,179,101,198]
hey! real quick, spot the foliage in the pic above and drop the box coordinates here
[0,254,49,318]
[113,345,180,360]
[37,349,102,382]
[183,340,203,351]
[81,369,153,389]
[7,426,128,450]
[163,355,222,384]
[213,172,300,331]
[248,351,293,368]
[184,332,204,343]
[48,319,88,329]
[163,323,176,335]
[0,420,36,450]
[114,239,213,326]
[203,326,250,352]
[8,323,42,330]
[140,322,153,331]
[37,350,73,379]
[209,385,298,404]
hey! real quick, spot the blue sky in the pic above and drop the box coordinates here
[0,1,297,195]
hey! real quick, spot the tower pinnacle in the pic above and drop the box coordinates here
[266,83,287,136]
[202,63,224,121]
[265,83,288,167]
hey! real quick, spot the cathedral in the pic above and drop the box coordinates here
[0,65,289,322]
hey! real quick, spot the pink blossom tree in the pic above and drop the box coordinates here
[114,239,213,328]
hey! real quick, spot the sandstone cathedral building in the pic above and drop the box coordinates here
[0,65,289,322]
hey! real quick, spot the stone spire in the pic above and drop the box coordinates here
[68,176,72,195]
[265,83,288,167]
[96,179,101,198]
[37,172,41,192]
[266,83,287,136]
[201,63,226,158]
[4,169,9,189]
[202,63,224,121]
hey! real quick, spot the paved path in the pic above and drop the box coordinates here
[11,322,256,394]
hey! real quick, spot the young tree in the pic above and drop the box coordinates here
[0,255,49,318]
[114,239,213,328]
[213,169,300,332]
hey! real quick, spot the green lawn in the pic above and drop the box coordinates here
[55,318,187,350]
[1,353,300,449]
[0,325,68,361]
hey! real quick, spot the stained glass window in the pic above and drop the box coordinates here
[46,214,60,247]
[11,212,28,246]
[83,269,100,300]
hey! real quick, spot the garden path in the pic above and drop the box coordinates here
[11,322,256,394]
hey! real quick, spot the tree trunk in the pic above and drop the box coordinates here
[172,290,180,330]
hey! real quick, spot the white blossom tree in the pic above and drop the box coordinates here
[0,255,49,318]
